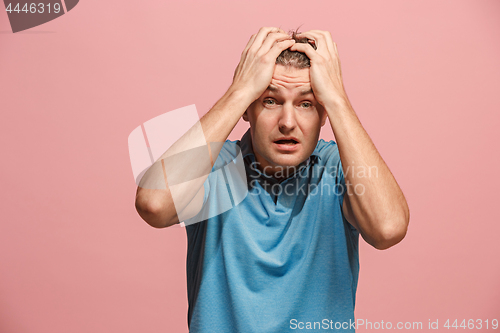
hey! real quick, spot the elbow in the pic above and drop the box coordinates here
[370,215,409,250]
[135,192,171,229]
[372,202,410,250]
[372,228,407,250]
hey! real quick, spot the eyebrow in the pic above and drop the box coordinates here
[266,85,313,96]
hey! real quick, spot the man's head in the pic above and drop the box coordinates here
[242,30,327,180]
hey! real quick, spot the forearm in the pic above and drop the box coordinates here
[135,86,253,227]
[325,99,409,247]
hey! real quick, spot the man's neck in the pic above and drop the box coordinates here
[256,157,310,181]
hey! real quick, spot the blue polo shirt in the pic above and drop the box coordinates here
[185,129,359,332]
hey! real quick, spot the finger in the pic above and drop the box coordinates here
[295,31,331,54]
[296,30,335,56]
[309,30,336,55]
[242,33,258,56]
[234,33,259,79]
[288,42,321,62]
[299,29,334,44]
[239,33,257,63]
[235,30,287,81]
[333,42,343,77]
[249,27,287,54]
[257,31,292,56]
[267,38,296,60]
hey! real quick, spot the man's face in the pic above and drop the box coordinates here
[243,64,328,179]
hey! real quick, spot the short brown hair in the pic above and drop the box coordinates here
[275,28,317,69]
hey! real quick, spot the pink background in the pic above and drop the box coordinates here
[1,0,499,332]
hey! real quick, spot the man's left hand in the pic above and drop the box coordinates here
[289,30,349,109]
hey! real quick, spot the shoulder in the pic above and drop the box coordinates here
[314,139,341,163]
[211,139,240,170]
[315,138,339,153]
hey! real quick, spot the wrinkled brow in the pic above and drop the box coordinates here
[267,85,313,96]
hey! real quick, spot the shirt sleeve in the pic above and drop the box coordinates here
[321,139,359,235]
[337,157,358,232]
[183,140,246,226]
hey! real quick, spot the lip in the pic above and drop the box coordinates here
[274,136,299,143]
[273,136,300,152]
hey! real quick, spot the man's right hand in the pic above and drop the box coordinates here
[231,27,295,103]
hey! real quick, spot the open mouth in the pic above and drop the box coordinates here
[274,139,298,145]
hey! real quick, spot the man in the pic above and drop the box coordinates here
[135,27,409,332]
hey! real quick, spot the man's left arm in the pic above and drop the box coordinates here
[290,30,409,250]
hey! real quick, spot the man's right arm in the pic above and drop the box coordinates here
[134,27,296,228]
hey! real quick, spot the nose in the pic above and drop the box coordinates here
[278,103,297,132]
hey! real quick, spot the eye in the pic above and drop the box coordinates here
[263,98,277,106]
[300,102,312,108]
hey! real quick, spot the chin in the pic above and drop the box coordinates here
[272,155,306,168]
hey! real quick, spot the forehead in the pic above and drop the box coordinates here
[269,65,311,92]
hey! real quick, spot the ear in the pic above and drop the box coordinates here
[319,105,328,126]
[243,100,257,122]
